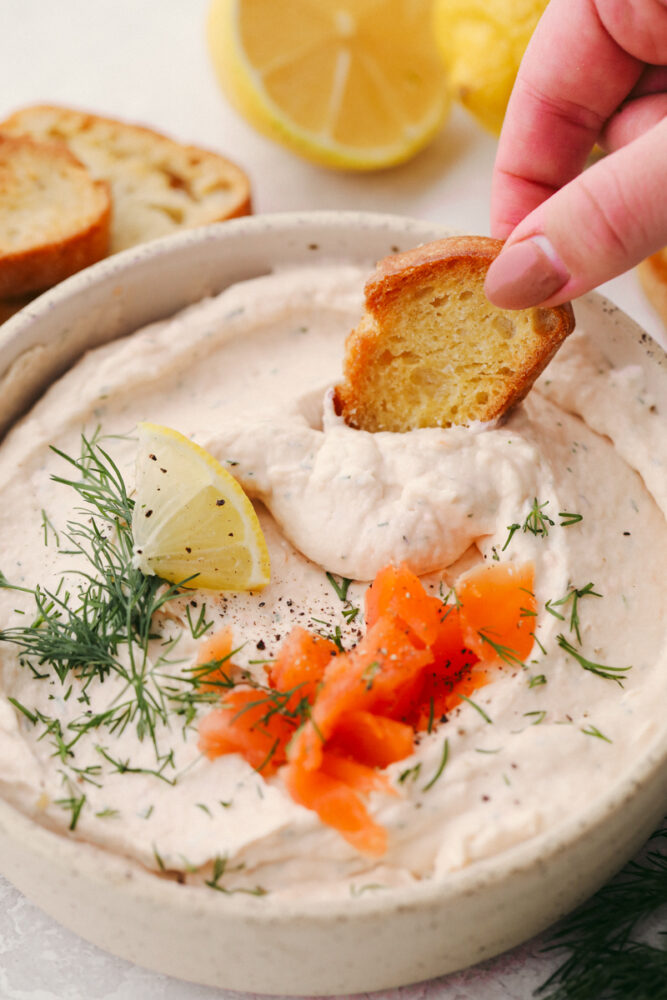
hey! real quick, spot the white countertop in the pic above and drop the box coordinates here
[0,2,664,998]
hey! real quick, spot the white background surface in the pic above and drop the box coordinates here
[0,2,665,998]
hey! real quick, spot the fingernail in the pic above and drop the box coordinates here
[484,235,570,308]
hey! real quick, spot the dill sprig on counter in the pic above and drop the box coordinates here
[537,824,667,1000]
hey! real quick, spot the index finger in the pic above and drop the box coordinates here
[490,0,642,238]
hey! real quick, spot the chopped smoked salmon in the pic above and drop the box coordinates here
[197,559,535,855]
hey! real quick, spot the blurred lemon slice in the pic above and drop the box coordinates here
[132,422,270,591]
[207,0,450,170]
[433,0,547,135]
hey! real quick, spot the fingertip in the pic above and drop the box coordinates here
[484,238,570,310]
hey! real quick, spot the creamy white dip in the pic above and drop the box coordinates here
[0,264,665,900]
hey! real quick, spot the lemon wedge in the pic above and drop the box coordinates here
[131,422,270,591]
[207,0,450,170]
[433,0,547,135]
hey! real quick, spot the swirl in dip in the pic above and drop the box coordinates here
[0,263,665,900]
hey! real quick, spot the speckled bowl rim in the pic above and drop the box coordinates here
[0,212,665,992]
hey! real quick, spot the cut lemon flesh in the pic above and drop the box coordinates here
[433,0,547,135]
[132,422,270,591]
[207,0,450,170]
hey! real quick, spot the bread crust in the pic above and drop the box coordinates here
[0,105,252,253]
[0,292,34,325]
[637,248,667,330]
[335,236,576,432]
[0,134,111,298]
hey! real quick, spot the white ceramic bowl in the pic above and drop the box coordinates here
[0,212,665,996]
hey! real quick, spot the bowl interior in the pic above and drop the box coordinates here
[0,211,665,995]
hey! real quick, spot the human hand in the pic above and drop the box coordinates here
[484,0,667,309]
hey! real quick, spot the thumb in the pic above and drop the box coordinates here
[484,118,667,309]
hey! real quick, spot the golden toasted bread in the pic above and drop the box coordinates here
[334,236,576,432]
[0,133,111,298]
[1,104,252,253]
[637,248,667,330]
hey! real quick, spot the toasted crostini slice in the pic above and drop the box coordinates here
[334,235,575,432]
[0,133,110,298]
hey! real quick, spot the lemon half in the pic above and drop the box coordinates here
[132,422,270,591]
[207,0,450,170]
[433,0,547,135]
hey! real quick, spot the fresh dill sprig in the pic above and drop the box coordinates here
[0,432,194,752]
[325,572,352,602]
[96,745,176,784]
[205,854,267,896]
[55,779,86,830]
[477,631,527,669]
[558,511,584,527]
[422,738,449,791]
[325,571,360,626]
[556,635,632,685]
[397,763,422,784]
[524,498,555,537]
[458,693,492,724]
[546,583,602,644]
[310,617,345,652]
[185,602,213,640]
[503,500,583,551]
[537,824,667,1000]
[581,724,612,743]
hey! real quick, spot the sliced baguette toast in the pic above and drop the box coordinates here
[0,133,111,298]
[637,248,667,330]
[0,104,252,254]
[334,236,576,432]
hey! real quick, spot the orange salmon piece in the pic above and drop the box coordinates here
[327,710,414,768]
[267,626,338,703]
[365,562,445,646]
[283,759,387,856]
[198,687,295,775]
[320,750,396,796]
[440,663,493,714]
[194,625,236,691]
[289,614,432,771]
[457,562,535,664]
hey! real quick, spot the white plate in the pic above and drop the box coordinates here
[0,212,665,996]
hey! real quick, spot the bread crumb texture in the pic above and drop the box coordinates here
[0,105,252,254]
[335,236,575,431]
